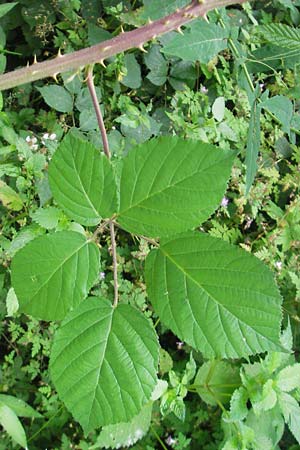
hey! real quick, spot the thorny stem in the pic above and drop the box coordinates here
[0,0,249,91]
[87,66,118,307]
[86,66,111,159]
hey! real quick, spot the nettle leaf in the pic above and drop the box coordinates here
[118,136,235,238]
[279,392,300,444]
[260,95,293,136]
[11,231,100,321]
[49,134,118,226]
[145,232,283,358]
[162,21,229,63]
[92,403,152,449]
[260,23,300,51]
[50,298,159,433]
[277,364,300,392]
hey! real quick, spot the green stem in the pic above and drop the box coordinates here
[150,426,168,450]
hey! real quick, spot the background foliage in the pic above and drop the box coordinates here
[1,0,300,449]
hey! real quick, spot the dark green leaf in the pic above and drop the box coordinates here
[37,85,73,113]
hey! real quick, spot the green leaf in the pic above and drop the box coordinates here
[5,287,19,317]
[11,231,100,321]
[49,134,118,226]
[0,180,23,211]
[245,94,261,195]
[260,23,300,51]
[0,404,27,448]
[162,21,229,63]
[229,387,249,421]
[118,136,235,237]
[278,392,300,444]
[121,54,142,89]
[91,403,152,449]
[253,379,277,414]
[141,0,188,20]
[145,45,168,86]
[0,3,18,19]
[145,232,283,358]
[0,394,42,418]
[260,95,293,135]
[212,96,225,122]
[277,364,300,392]
[195,360,241,406]
[50,298,159,432]
[31,206,61,229]
[37,85,73,113]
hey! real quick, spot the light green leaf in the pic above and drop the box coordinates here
[37,85,73,113]
[245,95,261,195]
[195,360,241,406]
[91,403,152,449]
[118,136,235,238]
[162,21,229,63]
[145,232,283,358]
[11,231,100,321]
[0,394,42,418]
[0,180,23,211]
[260,95,293,135]
[278,392,300,443]
[0,403,27,448]
[253,379,277,413]
[5,287,19,317]
[121,54,142,89]
[277,364,300,392]
[151,380,168,401]
[212,97,225,122]
[49,134,118,226]
[50,298,159,432]
[31,206,61,229]
[229,387,249,421]
[0,3,18,19]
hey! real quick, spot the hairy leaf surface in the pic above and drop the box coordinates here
[118,136,234,237]
[11,231,100,321]
[49,134,118,225]
[50,298,159,432]
[145,232,282,358]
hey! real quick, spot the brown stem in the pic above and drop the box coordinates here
[0,0,249,91]
[86,66,111,159]
[87,65,118,306]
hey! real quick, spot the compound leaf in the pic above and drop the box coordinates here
[145,232,283,358]
[118,136,235,237]
[50,298,159,433]
[11,231,100,321]
[49,134,118,226]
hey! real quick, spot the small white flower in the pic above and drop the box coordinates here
[25,135,31,143]
[43,133,49,140]
[201,85,208,94]
[49,133,57,140]
[221,197,229,208]
[275,261,282,270]
[31,137,37,144]
[166,435,177,446]
[99,272,105,280]
[32,144,38,151]
[176,341,184,350]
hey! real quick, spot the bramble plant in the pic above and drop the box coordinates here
[1,0,300,448]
